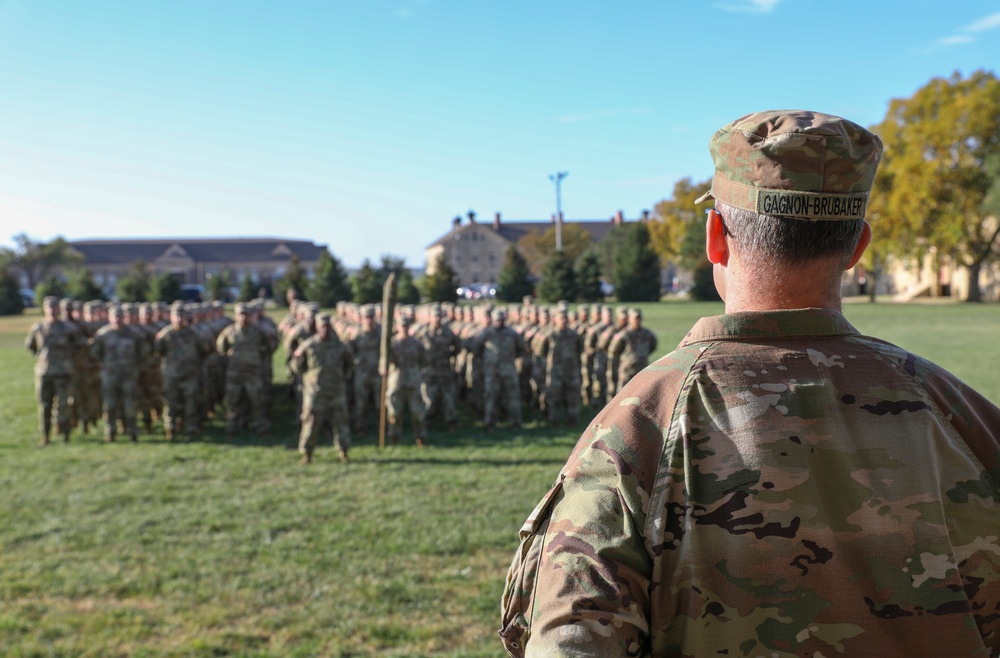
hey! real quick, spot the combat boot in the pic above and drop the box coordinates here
[338,449,350,463]
[298,451,313,465]
[38,434,50,448]
[62,431,70,443]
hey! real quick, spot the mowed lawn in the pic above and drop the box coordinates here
[1,300,998,658]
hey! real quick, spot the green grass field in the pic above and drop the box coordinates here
[1,300,998,657]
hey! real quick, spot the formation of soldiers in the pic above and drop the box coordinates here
[25,293,659,463]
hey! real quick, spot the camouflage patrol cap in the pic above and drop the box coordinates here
[315,312,332,324]
[233,303,247,314]
[628,307,642,320]
[694,110,883,221]
[615,306,628,318]
[399,314,414,326]
[491,309,506,322]
[361,304,375,318]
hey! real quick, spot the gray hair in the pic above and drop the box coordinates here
[716,200,864,268]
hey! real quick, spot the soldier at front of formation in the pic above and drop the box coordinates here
[25,296,84,446]
[539,307,585,427]
[419,304,462,431]
[380,315,427,446]
[608,307,658,394]
[475,309,527,430]
[291,312,354,464]
[216,303,272,437]
[90,305,149,442]
[155,303,211,440]
[348,305,381,435]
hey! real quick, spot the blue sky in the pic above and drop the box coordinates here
[1,0,998,267]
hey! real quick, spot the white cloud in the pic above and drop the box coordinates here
[937,34,975,46]
[964,11,1000,32]
[930,10,1000,50]
[714,0,783,14]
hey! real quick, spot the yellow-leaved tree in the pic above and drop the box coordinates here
[872,70,1000,302]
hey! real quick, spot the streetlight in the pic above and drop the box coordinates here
[549,171,568,250]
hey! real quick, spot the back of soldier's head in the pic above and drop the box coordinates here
[697,110,882,269]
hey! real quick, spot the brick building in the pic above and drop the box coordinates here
[68,237,328,288]
[424,211,630,286]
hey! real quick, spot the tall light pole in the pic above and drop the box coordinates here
[549,171,568,250]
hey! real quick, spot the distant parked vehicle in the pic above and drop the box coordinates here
[180,284,204,303]
[456,282,497,300]
[20,289,34,307]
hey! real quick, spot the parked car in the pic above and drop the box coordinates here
[180,284,204,303]
[19,289,34,307]
[456,282,497,300]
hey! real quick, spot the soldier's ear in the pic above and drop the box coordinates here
[706,209,729,266]
[845,221,872,270]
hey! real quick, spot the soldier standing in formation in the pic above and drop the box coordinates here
[419,304,461,432]
[381,315,427,446]
[155,303,211,440]
[537,307,584,428]
[291,312,353,464]
[608,307,658,395]
[216,303,272,437]
[90,305,148,442]
[348,305,381,435]
[474,309,526,431]
[25,296,83,446]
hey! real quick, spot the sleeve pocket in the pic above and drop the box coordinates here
[498,475,564,658]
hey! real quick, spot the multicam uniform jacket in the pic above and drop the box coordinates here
[501,309,1000,658]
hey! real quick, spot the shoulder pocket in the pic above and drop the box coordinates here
[499,475,564,658]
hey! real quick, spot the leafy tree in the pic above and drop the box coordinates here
[516,224,592,277]
[308,250,352,307]
[205,269,233,302]
[421,253,460,303]
[148,272,183,303]
[690,262,722,302]
[352,259,382,304]
[35,276,68,302]
[649,178,713,271]
[396,269,421,304]
[116,261,151,302]
[65,268,106,301]
[575,248,604,302]
[238,273,257,303]
[613,222,661,302]
[497,245,534,302]
[873,70,1000,301]
[597,224,630,286]
[0,265,24,315]
[6,234,83,290]
[274,255,310,307]
[537,250,576,303]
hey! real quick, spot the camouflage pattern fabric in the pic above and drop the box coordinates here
[697,110,883,221]
[155,324,211,438]
[90,325,149,440]
[292,333,354,455]
[420,324,462,427]
[216,323,271,435]
[383,334,427,440]
[501,309,1000,658]
[25,318,83,437]
[349,324,382,433]
[476,325,527,427]
[608,325,658,394]
[540,327,583,425]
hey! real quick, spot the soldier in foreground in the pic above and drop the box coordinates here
[25,296,83,445]
[501,110,1000,657]
[291,312,353,464]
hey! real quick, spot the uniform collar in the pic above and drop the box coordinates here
[680,308,860,346]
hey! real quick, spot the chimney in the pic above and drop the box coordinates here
[493,212,501,230]
[558,211,564,224]
[467,210,476,224]
[641,209,650,221]
[453,216,462,230]
[613,210,624,225]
